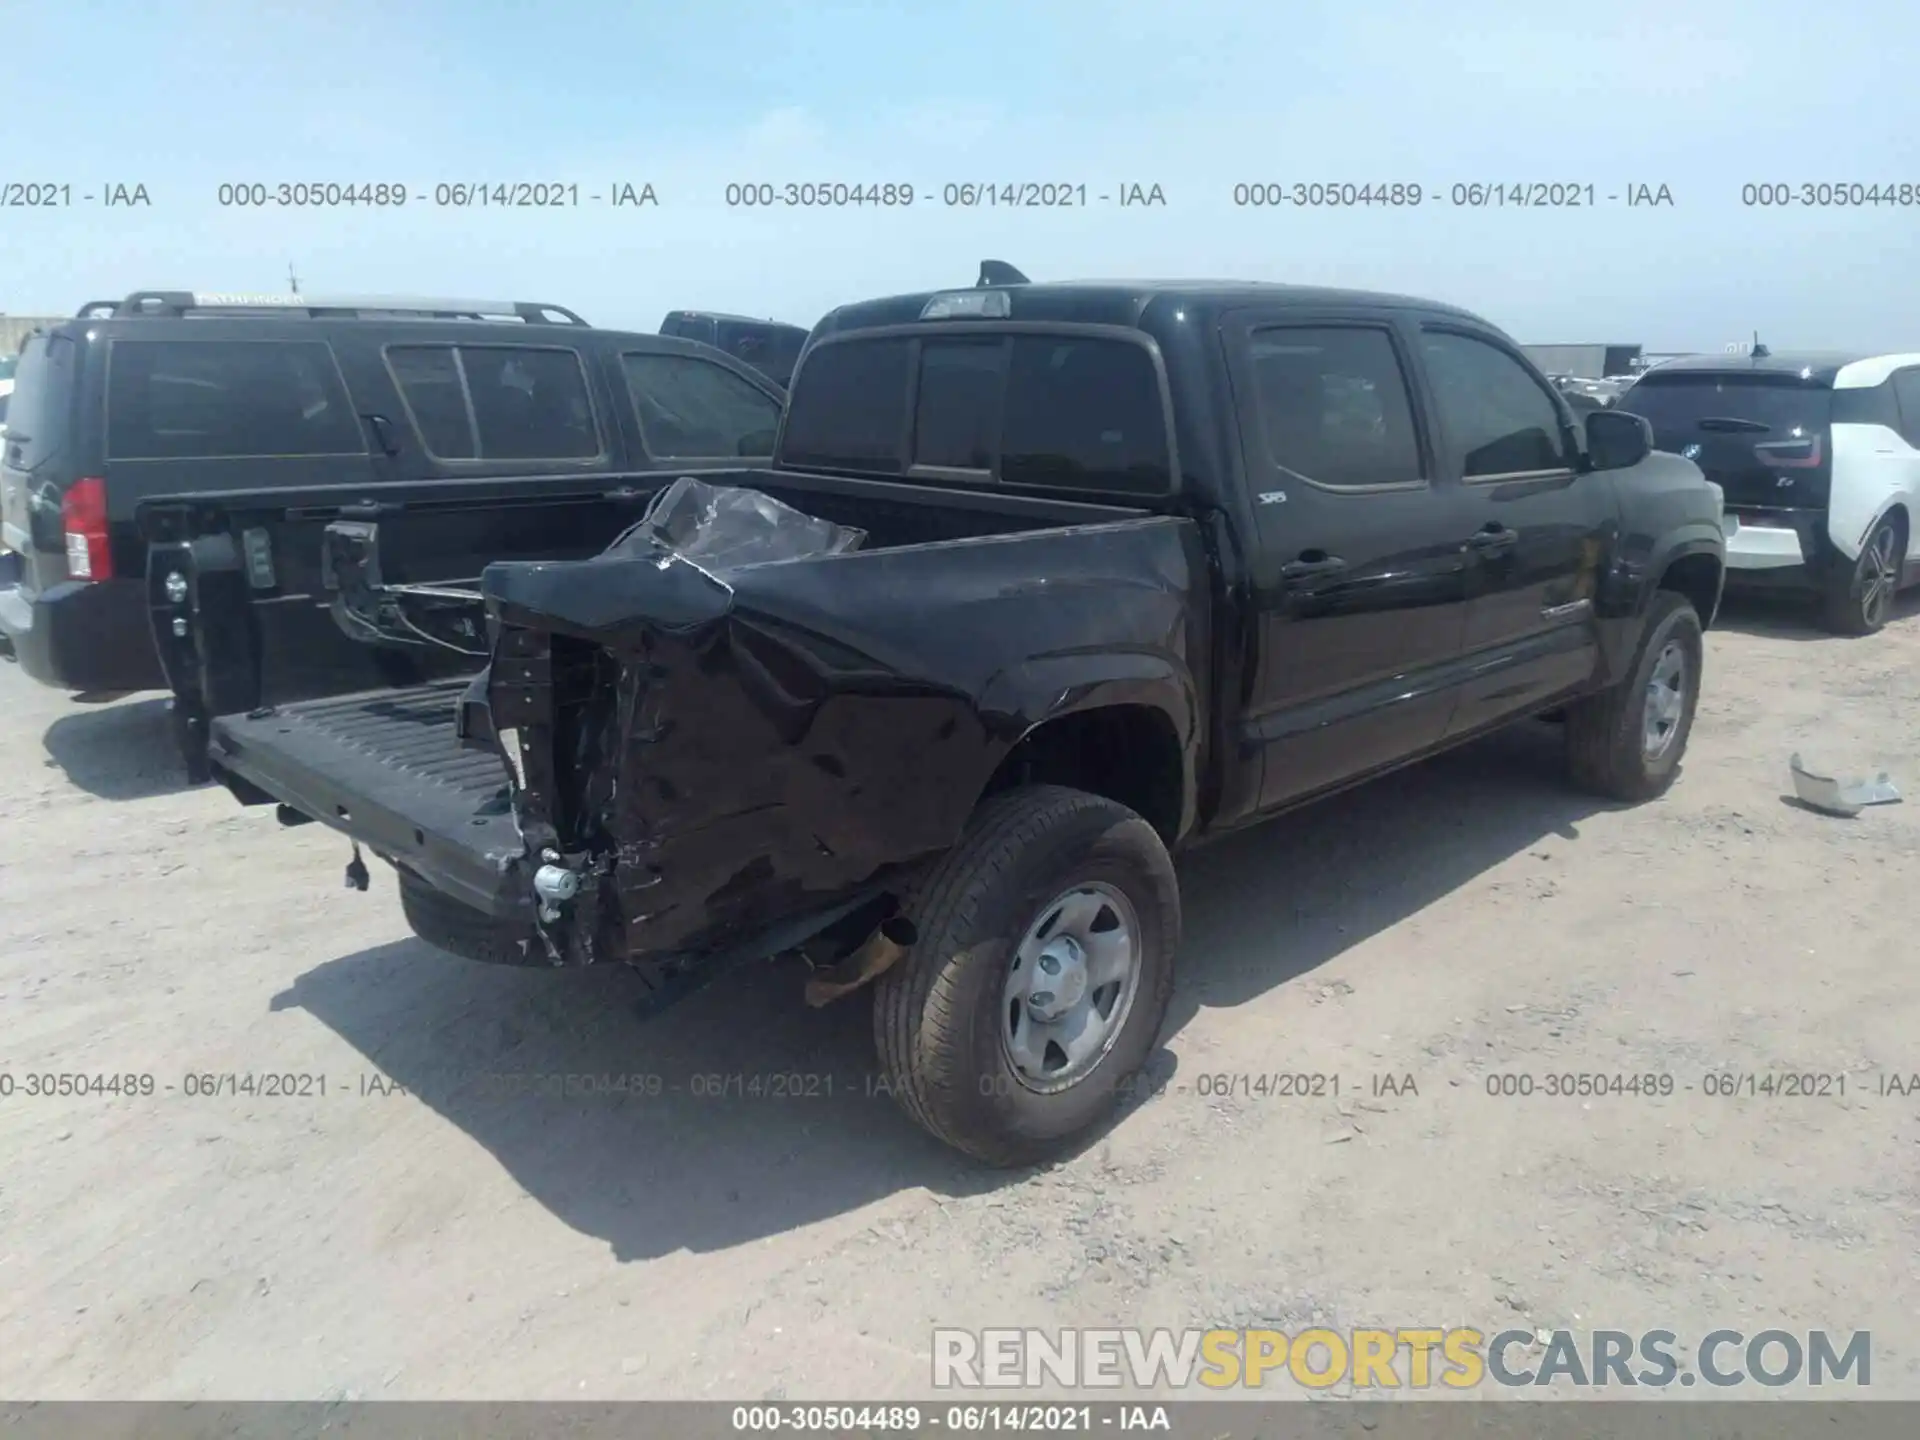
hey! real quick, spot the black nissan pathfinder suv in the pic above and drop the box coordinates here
[1,291,787,770]
[197,271,1727,1165]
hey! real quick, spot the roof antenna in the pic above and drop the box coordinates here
[1750,329,1769,360]
[977,260,1029,288]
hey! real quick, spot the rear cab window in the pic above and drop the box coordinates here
[778,330,1174,498]
[661,314,718,346]
[715,321,806,382]
[385,344,604,463]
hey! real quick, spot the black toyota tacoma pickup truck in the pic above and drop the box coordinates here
[202,272,1726,1165]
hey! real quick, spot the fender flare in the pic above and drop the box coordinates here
[1830,495,1912,564]
[1597,524,1725,683]
[973,650,1202,841]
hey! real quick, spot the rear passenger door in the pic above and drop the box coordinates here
[382,341,613,477]
[1222,312,1476,810]
[372,340,628,582]
[1414,327,1613,736]
[104,335,379,520]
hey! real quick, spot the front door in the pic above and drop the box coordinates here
[1414,326,1614,737]
[1224,312,1476,811]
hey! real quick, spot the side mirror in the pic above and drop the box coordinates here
[1585,408,1652,471]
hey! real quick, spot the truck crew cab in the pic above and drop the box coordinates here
[197,269,1727,1165]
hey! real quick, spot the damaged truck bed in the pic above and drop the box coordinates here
[212,469,1183,997]
[201,270,1726,1164]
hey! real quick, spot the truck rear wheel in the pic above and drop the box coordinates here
[1564,590,1703,802]
[873,785,1180,1166]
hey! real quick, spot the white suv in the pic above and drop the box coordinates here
[1618,351,1920,634]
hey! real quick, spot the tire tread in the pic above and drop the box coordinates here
[874,786,1162,1164]
[1565,590,1700,802]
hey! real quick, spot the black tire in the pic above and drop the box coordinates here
[1821,512,1905,636]
[872,784,1180,1167]
[398,869,538,966]
[1564,590,1703,802]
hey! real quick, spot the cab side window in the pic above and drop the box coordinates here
[1421,331,1570,478]
[1249,327,1423,489]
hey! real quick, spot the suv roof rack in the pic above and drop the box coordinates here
[75,299,121,319]
[97,291,590,326]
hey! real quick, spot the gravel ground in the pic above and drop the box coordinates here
[2,591,1917,1402]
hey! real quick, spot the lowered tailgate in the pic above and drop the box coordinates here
[209,680,533,921]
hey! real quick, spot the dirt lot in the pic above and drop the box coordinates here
[2,592,1917,1402]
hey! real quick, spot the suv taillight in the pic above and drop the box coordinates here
[62,476,112,581]
[1754,433,1823,468]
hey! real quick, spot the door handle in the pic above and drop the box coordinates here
[1280,553,1347,581]
[362,413,401,458]
[1467,524,1518,553]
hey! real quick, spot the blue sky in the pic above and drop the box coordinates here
[6,0,1917,350]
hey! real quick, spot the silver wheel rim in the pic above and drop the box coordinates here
[1642,640,1687,761]
[1000,882,1143,1094]
[1859,524,1899,628]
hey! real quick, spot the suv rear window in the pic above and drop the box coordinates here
[780,332,1172,496]
[1620,372,1832,444]
[660,314,717,345]
[106,340,363,460]
[386,344,602,462]
[5,334,80,473]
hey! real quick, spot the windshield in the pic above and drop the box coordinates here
[1620,372,1831,442]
